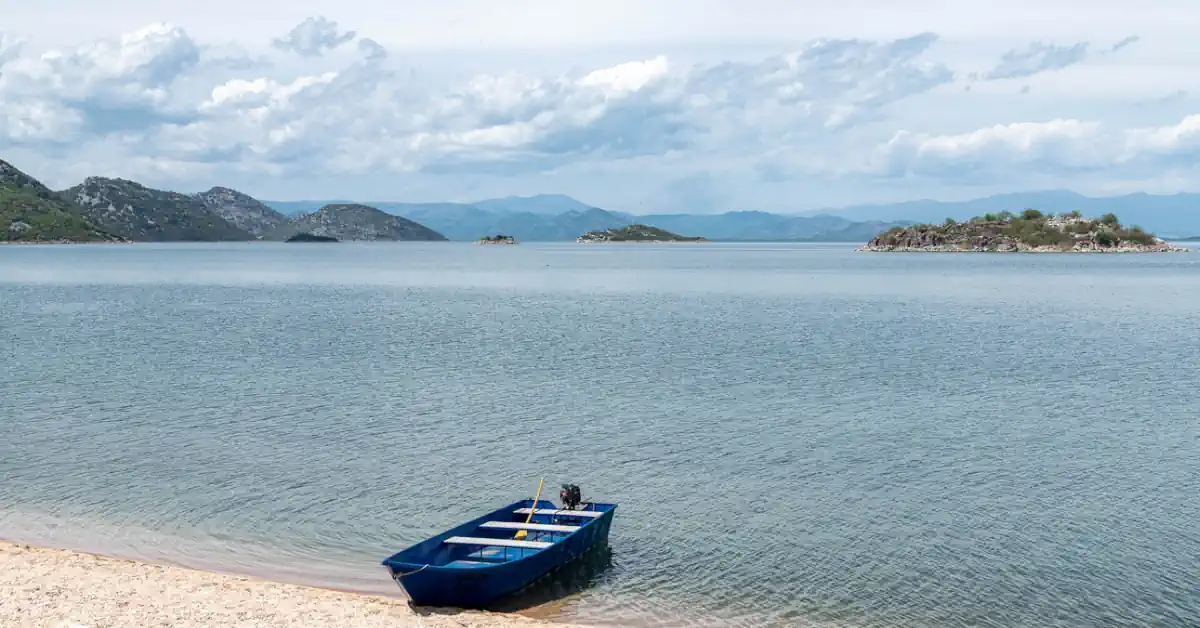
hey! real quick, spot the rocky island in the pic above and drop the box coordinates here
[577,224,707,243]
[475,234,517,244]
[285,232,339,243]
[860,210,1189,253]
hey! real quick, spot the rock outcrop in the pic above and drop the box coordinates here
[577,223,707,243]
[860,211,1189,253]
[1,159,126,243]
[194,187,288,237]
[264,204,447,241]
[475,235,516,244]
[63,178,254,242]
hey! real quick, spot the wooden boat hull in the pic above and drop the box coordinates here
[382,499,616,608]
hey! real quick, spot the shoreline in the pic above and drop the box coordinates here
[1,540,592,628]
[0,240,133,245]
[856,244,1191,253]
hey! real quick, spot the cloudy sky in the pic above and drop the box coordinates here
[2,1,1199,212]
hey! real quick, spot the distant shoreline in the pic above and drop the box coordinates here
[575,240,708,244]
[0,240,134,246]
[857,245,1191,253]
[12,238,1193,247]
[1,239,866,246]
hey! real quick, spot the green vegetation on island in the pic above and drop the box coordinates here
[861,209,1189,253]
[476,234,516,244]
[576,224,707,243]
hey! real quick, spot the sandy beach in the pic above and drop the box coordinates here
[0,541,591,628]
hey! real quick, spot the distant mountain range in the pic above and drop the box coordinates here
[264,195,908,242]
[264,194,594,218]
[265,190,1200,242]
[7,151,1200,244]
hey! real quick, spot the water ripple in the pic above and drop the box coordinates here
[2,243,1199,627]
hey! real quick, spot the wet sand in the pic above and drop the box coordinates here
[1,541,592,628]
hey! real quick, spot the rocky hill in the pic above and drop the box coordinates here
[63,178,254,242]
[860,210,1189,253]
[1,159,125,243]
[194,187,288,236]
[577,224,707,243]
[264,204,447,241]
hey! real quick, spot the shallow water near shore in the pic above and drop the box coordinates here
[2,242,1199,628]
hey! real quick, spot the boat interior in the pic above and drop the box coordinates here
[384,499,615,571]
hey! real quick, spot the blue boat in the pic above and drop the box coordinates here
[381,483,616,608]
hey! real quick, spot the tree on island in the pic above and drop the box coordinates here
[477,234,516,243]
[864,209,1182,252]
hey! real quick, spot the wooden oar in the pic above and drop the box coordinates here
[515,477,545,540]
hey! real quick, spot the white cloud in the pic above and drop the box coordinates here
[873,115,1200,180]
[202,73,339,111]
[357,38,386,62]
[982,41,1091,80]
[1124,114,1200,158]
[271,16,356,57]
[0,33,23,69]
[10,23,199,106]
[0,101,84,143]
[1108,35,1141,53]
[0,9,1199,210]
[577,57,671,95]
[874,119,1106,178]
[0,21,955,183]
[0,23,205,143]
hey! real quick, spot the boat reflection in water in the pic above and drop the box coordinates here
[481,541,615,613]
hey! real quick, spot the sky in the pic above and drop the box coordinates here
[2,1,1200,213]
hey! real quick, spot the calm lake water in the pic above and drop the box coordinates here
[2,242,1198,628]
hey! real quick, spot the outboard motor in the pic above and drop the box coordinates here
[560,484,582,510]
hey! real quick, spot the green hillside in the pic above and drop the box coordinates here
[0,159,122,243]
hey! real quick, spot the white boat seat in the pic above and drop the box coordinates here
[444,536,552,549]
[513,508,603,518]
[479,521,580,533]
